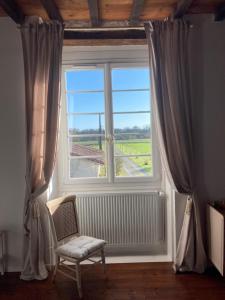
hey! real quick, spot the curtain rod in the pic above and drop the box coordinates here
[64,27,145,32]
[17,25,145,31]
[63,22,193,31]
[18,19,193,30]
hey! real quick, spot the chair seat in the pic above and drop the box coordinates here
[56,236,106,259]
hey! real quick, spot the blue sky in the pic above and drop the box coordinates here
[65,68,151,131]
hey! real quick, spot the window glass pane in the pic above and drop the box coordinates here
[63,65,154,181]
[113,113,151,133]
[70,157,106,178]
[69,136,106,155]
[113,91,150,113]
[67,92,104,113]
[65,69,104,91]
[114,136,152,156]
[115,156,152,177]
[68,114,105,135]
[112,68,150,90]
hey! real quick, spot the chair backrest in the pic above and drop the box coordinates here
[46,195,79,242]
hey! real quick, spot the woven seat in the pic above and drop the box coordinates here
[46,195,106,298]
[56,236,105,259]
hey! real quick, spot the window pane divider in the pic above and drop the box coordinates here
[113,111,150,115]
[67,112,104,116]
[112,88,150,92]
[114,133,150,136]
[68,134,105,138]
[105,63,114,183]
[114,154,152,158]
[69,155,103,159]
[66,89,104,94]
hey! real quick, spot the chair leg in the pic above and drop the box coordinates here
[52,255,60,283]
[101,248,106,275]
[75,262,82,298]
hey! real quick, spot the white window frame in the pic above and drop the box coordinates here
[57,46,162,193]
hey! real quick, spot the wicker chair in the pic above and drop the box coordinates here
[46,195,106,298]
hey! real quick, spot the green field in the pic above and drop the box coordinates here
[115,139,151,155]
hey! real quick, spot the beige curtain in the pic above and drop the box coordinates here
[20,17,64,280]
[145,20,207,273]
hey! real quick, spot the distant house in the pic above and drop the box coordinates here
[70,144,104,178]
[70,144,104,165]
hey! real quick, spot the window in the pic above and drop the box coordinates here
[65,68,107,179]
[112,67,152,178]
[60,59,160,187]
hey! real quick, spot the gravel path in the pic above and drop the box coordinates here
[114,148,148,176]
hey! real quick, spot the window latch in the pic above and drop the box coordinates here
[106,134,115,144]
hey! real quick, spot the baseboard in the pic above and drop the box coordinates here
[4,265,22,273]
[4,255,172,272]
[105,255,172,264]
[80,254,172,264]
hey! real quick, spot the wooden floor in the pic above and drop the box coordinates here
[1,263,225,300]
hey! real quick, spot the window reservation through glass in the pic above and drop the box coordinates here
[64,65,152,180]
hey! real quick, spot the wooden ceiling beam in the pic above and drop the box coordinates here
[64,29,146,40]
[64,20,145,29]
[173,0,193,19]
[215,2,225,21]
[130,0,145,25]
[64,39,147,46]
[88,0,100,27]
[0,0,25,24]
[40,0,63,22]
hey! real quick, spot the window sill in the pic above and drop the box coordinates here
[57,177,162,194]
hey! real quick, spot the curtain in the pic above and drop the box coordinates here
[145,20,207,273]
[20,17,64,280]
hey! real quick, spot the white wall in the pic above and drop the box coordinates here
[0,18,25,271]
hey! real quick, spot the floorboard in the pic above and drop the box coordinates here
[0,263,225,300]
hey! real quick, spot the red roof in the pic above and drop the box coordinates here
[70,144,104,165]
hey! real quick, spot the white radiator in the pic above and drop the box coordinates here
[207,205,224,276]
[76,192,166,255]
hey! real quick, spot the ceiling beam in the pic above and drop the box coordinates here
[130,0,145,25]
[40,0,63,22]
[64,20,145,29]
[215,2,225,21]
[173,0,193,19]
[64,39,147,46]
[64,29,146,40]
[0,0,25,24]
[88,0,100,26]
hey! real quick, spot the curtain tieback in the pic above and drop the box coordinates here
[25,191,40,217]
[32,198,41,219]
[185,195,193,216]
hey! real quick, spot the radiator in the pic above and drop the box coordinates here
[76,192,166,255]
[207,205,224,276]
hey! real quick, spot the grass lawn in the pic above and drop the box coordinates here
[115,139,152,155]
[131,156,152,174]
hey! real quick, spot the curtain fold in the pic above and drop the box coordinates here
[20,17,64,280]
[145,20,207,273]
